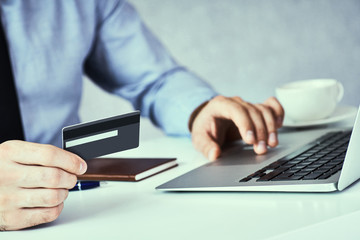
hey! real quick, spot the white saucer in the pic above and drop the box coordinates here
[282,105,358,128]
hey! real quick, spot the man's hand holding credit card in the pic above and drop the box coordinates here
[62,111,140,160]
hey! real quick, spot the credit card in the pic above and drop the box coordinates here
[62,111,140,160]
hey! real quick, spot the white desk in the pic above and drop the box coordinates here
[3,118,360,239]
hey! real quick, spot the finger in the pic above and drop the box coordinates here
[18,164,78,189]
[234,99,268,144]
[264,97,285,128]
[0,141,87,175]
[192,130,221,161]
[246,104,268,143]
[2,188,69,209]
[253,141,268,155]
[0,203,64,231]
[255,104,278,148]
[209,96,255,144]
[231,98,269,155]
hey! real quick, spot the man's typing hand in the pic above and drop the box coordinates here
[190,96,284,160]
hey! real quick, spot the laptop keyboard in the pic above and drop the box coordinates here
[239,130,351,182]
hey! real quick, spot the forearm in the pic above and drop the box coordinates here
[150,68,218,136]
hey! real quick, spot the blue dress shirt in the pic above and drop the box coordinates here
[0,0,218,147]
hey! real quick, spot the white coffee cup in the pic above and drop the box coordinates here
[275,79,344,122]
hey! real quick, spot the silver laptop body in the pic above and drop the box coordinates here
[157,106,360,192]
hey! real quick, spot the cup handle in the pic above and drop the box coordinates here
[336,81,344,102]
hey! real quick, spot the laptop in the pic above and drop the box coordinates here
[156,105,360,192]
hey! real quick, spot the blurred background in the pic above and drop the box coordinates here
[79,0,360,140]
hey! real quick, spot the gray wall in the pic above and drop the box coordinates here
[80,0,360,138]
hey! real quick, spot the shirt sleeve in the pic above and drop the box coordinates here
[84,0,218,136]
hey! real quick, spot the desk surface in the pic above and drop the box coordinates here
[3,117,360,239]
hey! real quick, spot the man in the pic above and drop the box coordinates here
[0,0,283,230]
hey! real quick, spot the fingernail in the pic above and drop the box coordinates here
[79,161,87,174]
[269,132,277,145]
[257,141,267,153]
[246,130,255,142]
[208,148,217,161]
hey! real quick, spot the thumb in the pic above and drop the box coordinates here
[208,145,221,161]
[192,131,222,161]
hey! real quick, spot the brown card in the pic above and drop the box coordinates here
[78,157,178,181]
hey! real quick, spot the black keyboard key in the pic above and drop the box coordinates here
[306,157,319,162]
[293,156,308,161]
[271,173,295,181]
[327,161,338,166]
[299,153,313,157]
[317,159,330,164]
[265,161,285,170]
[276,166,292,173]
[282,163,296,169]
[284,169,300,174]
[257,170,283,181]
[294,170,312,176]
[291,165,307,170]
[302,171,325,180]
[332,158,345,164]
[334,165,343,171]
[300,160,315,165]
[287,159,303,164]
[318,170,339,180]
[307,163,323,169]
[248,171,264,178]
[304,167,317,172]
[288,175,304,180]
[318,165,333,170]
[239,177,252,182]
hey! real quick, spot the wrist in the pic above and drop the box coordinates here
[188,100,210,132]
